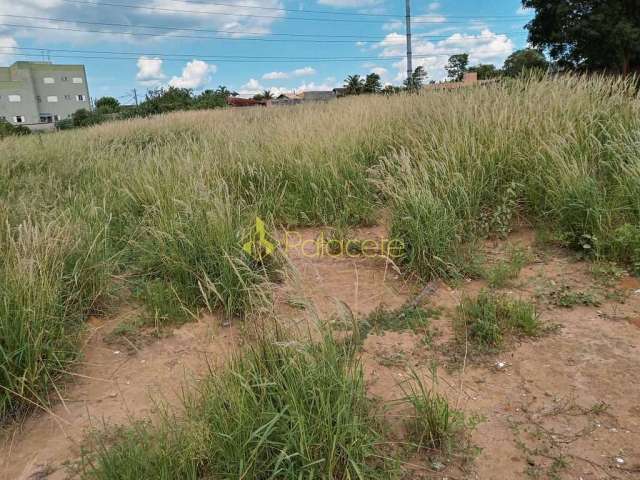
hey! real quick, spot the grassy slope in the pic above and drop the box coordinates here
[1,75,639,421]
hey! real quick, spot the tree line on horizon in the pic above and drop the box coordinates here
[340,47,550,97]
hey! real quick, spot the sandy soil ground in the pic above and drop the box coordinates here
[2,227,639,479]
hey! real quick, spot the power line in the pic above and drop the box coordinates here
[139,0,532,19]
[57,0,529,25]
[124,0,407,18]
[1,46,522,63]
[0,17,527,43]
[0,14,387,40]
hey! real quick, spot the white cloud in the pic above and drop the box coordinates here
[168,59,216,89]
[371,66,388,77]
[0,36,18,64]
[296,80,339,92]
[0,0,286,45]
[263,71,289,80]
[292,66,316,77]
[261,66,317,82]
[136,56,166,86]
[238,78,291,96]
[239,78,263,94]
[377,29,515,82]
[428,2,441,11]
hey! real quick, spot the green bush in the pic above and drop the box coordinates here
[0,119,30,138]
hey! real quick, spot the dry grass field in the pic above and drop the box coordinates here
[1,75,640,479]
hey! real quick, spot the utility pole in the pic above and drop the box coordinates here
[405,0,413,85]
[133,88,138,106]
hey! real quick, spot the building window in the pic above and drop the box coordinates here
[14,115,25,123]
[76,94,86,101]
[37,96,42,103]
[43,77,55,84]
[72,77,83,84]
[8,95,21,102]
[54,115,60,121]
[47,96,59,103]
[61,76,69,81]
[64,95,72,100]
[0,116,6,122]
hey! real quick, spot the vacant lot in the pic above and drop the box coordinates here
[1,76,639,479]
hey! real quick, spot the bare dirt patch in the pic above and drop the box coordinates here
[2,227,640,479]
[359,229,640,479]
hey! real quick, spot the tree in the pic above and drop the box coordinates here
[95,96,120,113]
[215,85,232,98]
[403,66,427,90]
[502,49,549,77]
[445,53,469,81]
[467,63,502,80]
[344,75,365,95]
[363,73,383,94]
[71,108,104,127]
[523,0,640,75]
[253,90,274,101]
[194,89,227,109]
[135,87,193,115]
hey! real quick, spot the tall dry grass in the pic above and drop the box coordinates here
[1,74,639,419]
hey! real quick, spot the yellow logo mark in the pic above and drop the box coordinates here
[243,217,276,258]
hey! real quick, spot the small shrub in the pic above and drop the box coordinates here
[485,245,532,288]
[401,371,469,453]
[455,291,540,349]
[352,305,438,346]
[606,224,640,275]
[479,181,521,239]
[590,261,625,286]
[548,286,600,308]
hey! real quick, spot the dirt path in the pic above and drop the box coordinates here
[0,314,241,480]
[2,227,640,479]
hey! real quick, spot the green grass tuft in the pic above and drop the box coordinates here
[455,291,540,350]
[79,333,388,479]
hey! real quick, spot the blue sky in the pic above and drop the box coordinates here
[0,1,534,102]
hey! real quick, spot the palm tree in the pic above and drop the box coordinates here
[363,73,382,94]
[261,89,274,100]
[403,66,427,91]
[344,75,364,95]
[215,85,231,98]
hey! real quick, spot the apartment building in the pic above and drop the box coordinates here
[0,61,90,130]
